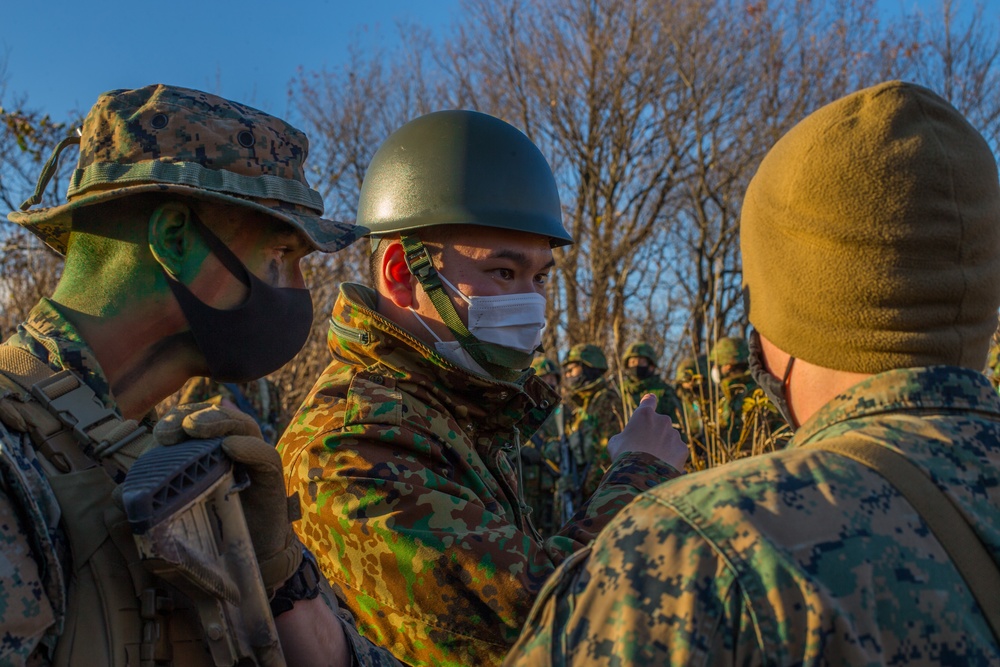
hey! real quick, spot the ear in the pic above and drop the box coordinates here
[148,203,200,281]
[381,241,416,308]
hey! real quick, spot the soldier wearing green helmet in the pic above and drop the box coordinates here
[674,354,710,451]
[708,335,775,447]
[561,343,625,506]
[278,110,687,667]
[519,357,561,537]
[621,341,682,424]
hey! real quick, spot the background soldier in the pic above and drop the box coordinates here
[621,341,681,422]
[674,354,708,450]
[987,343,1000,392]
[0,85,389,667]
[520,357,561,537]
[708,336,758,446]
[563,343,625,502]
[709,336,784,453]
[508,80,1000,665]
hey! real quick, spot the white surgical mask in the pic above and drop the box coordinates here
[437,272,547,355]
[408,272,547,375]
[710,366,722,384]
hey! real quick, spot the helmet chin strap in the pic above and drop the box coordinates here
[399,234,534,382]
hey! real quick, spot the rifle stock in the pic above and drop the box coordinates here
[122,438,285,667]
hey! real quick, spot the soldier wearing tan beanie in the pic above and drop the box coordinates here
[507,81,1000,665]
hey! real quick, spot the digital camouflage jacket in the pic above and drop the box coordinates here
[0,300,93,665]
[506,365,1000,665]
[279,284,681,667]
[0,300,393,667]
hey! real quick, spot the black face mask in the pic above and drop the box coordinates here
[626,365,653,381]
[566,366,603,390]
[163,213,313,383]
[747,328,795,428]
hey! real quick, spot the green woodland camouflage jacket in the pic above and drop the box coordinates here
[505,365,1000,665]
[566,378,625,499]
[621,373,681,422]
[716,369,760,444]
[278,284,681,667]
[0,300,391,667]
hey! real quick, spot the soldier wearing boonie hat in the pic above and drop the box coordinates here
[507,81,1000,664]
[0,84,401,666]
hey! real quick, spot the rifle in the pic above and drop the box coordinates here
[122,438,285,667]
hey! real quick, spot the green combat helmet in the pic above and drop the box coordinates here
[566,344,609,371]
[675,356,699,383]
[624,342,658,365]
[709,337,750,367]
[355,110,573,381]
[358,109,572,246]
[532,357,561,377]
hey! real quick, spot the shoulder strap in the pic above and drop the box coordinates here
[811,436,1000,643]
[0,345,154,472]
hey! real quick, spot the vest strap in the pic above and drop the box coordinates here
[0,346,154,472]
[809,436,1000,644]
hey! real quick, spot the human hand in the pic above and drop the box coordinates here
[275,596,351,667]
[607,394,688,471]
[154,402,302,590]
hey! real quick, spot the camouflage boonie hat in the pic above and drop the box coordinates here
[709,337,750,366]
[624,342,658,364]
[531,356,561,377]
[565,344,608,371]
[9,84,360,255]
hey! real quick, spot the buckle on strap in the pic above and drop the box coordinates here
[400,235,441,288]
[30,370,146,454]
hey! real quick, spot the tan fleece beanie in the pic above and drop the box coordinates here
[741,81,1000,374]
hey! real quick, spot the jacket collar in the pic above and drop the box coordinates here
[794,365,1000,446]
[5,298,116,411]
[328,283,558,436]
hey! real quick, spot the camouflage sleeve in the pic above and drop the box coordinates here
[334,605,404,667]
[505,493,763,666]
[579,391,626,496]
[0,486,56,667]
[283,423,678,664]
[554,452,681,546]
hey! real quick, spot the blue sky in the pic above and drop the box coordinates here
[0,0,965,123]
[2,0,462,120]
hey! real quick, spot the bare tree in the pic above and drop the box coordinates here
[0,62,78,338]
[887,0,1000,151]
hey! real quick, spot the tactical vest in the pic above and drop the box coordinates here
[0,346,214,667]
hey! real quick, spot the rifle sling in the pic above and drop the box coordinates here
[809,436,1000,643]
